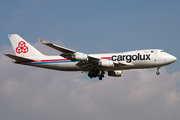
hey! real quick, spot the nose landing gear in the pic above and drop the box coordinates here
[156,67,160,75]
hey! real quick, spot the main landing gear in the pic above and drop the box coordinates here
[88,70,105,80]
[156,67,160,75]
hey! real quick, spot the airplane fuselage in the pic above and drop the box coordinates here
[14,49,176,71]
[5,34,177,80]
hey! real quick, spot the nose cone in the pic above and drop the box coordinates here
[168,55,177,63]
[172,56,177,62]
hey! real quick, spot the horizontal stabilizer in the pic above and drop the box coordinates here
[4,54,34,62]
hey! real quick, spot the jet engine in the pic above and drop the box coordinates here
[72,54,88,61]
[108,70,122,77]
[98,60,114,67]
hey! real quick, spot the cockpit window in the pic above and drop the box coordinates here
[161,50,165,52]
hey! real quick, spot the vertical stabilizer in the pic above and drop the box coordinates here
[8,34,44,57]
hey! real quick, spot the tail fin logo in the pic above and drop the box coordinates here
[16,41,28,54]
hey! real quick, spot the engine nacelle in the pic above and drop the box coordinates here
[99,60,114,67]
[108,70,122,77]
[72,54,88,61]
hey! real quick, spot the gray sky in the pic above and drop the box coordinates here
[1,0,180,120]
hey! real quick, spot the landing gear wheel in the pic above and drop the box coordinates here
[88,72,93,78]
[156,71,160,75]
[88,70,105,80]
[156,67,160,75]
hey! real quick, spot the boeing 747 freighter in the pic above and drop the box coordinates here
[4,34,177,80]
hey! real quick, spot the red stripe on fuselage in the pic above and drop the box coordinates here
[40,59,69,62]
[101,57,111,59]
[15,59,70,64]
[15,57,112,64]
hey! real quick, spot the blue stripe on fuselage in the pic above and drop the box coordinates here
[22,58,112,65]
[23,60,72,65]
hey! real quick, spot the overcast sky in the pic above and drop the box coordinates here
[1,0,180,120]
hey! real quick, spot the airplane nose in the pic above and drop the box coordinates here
[173,56,177,62]
[164,53,177,64]
[169,55,177,63]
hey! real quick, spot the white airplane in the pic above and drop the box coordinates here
[4,34,177,80]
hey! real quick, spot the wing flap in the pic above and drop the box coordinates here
[76,61,97,71]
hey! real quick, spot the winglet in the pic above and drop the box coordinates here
[38,38,47,44]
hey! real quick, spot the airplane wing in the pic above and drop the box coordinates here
[38,39,100,62]
[38,39,134,71]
